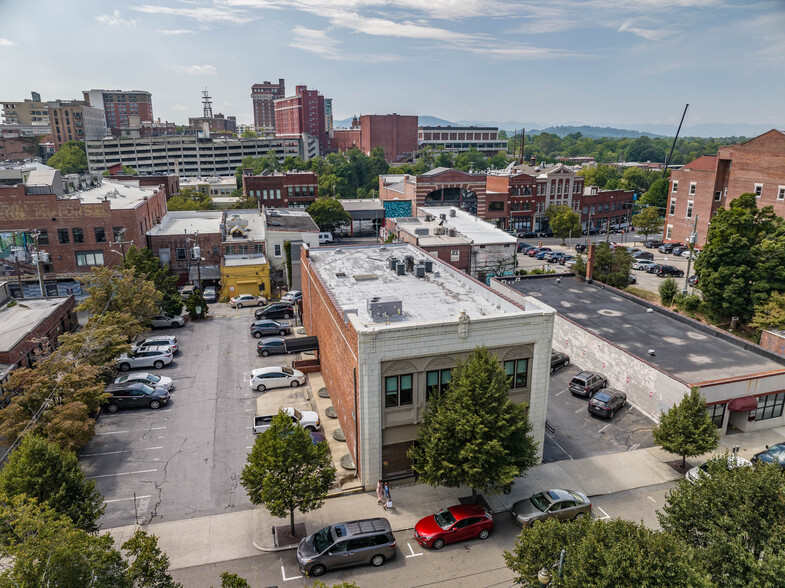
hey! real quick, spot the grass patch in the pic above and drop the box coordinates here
[625,286,659,304]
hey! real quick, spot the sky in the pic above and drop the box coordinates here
[1,0,784,131]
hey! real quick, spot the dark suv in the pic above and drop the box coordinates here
[658,242,685,254]
[254,302,294,320]
[644,239,663,249]
[103,382,170,413]
[551,352,570,372]
[568,372,607,397]
[250,319,291,338]
[655,265,684,278]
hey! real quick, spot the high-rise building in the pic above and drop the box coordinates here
[1,92,50,126]
[274,85,327,155]
[82,89,154,134]
[251,79,285,135]
[324,98,333,135]
[48,100,107,149]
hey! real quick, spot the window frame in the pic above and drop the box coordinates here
[425,369,452,401]
[669,198,677,216]
[671,180,678,193]
[450,250,460,262]
[385,373,414,408]
[57,228,70,244]
[504,358,529,389]
[686,200,694,219]
[754,183,763,198]
[777,186,785,201]
[755,392,784,421]
[37,230,50,245]
[94,227,107,243]
[707,403,726,428]
[75,250,105,267]
[689,182,696,195]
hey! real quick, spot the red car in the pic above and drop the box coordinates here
[414,504,494,549]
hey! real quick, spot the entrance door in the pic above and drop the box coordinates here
[382,441,414,480]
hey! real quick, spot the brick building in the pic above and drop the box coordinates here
[48,100,107,149]
[329,128,361,153]
[106,172,180,200]
[359,114,417,162]
[579,187,635,233]
[242,171,318,208]
[251,79,285,135]
[274,85,327,154]
[83,89,154,134]
[0,133,40,161]
[485,171,543,232]
[188,113,237,135]
[664,130,785,246]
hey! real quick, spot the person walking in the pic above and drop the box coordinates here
[383,482,392,510]
[376,479,384,506]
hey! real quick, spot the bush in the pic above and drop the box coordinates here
[674,293,702,313]
[659,277,678,306]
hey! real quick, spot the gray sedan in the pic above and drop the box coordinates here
[511,489,591,527]
[250,319,291,338]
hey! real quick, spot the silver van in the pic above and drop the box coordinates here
[296,518,396,577]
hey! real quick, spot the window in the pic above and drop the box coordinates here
[714,191,722,202]
[666,225,673,239]
[276,189,281,199]
[755,392,784,421]
[669,198,677,216]
[75,251,105,267]
[288,186,293,197]
[213,246,219,256]
[57,228,70,244]
[671,181,678,193]
[450,250,460,262]
[778,186,785,201]
[426,369,452,400]
[263,190,268,200]
[489,202,504,211]
[37,230,49,245]
[176,248,186,261]
[385,374,413,407]
[754,183,763,198]
[707,403,726,428]
[113,226,125,241]
[689,182,696,195]
[686,200,694,218]
[94,227,106,242]
[504,358,529,388]
[274,244,282,256]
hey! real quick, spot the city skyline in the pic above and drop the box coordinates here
[1,0,784,133]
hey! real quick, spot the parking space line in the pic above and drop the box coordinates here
[596,506,611,520]
[87,469,158,479]
[554,390,565,396]
[280,565,301,581]
[406,542,424,558]
[628,443,641,451]
[575,406,585,414]
[647,496,656,503]
[546,433,573,460]
[598,423,611,434]
[81,446,163,457]
[103,495,152,504]
[94,426,167,435]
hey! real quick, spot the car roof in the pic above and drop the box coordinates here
[547,489,586,502]
[144,335,176,342]
[251,366,287,376]
[448,503,487,518]
[333,518,391,537]
[141,346,172,352]
[259,337,285,343]
[572,371,597,379]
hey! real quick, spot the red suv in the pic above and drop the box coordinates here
[414,504,494,550]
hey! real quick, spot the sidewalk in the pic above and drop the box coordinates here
[105,424,785,570]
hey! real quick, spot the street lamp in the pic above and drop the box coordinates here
[536,549,566,585]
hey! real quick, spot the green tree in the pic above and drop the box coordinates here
[504,516,711,588]
[577,164,621,189]
[750,291,785,332]
[621,166,658,194]
[639,176,670,210]
[220,572,250,588]
[0,435,105,532]
[408,347,538,501]
[545,205,582,245]
[434,148,452,168]
[122,530,182,588]
[122,165,138,175]
[631,206,663,240]
[659,276,679,306]
[453,147,488,172]
[240,128,258,138]
[184,290,208,319]
[122,246,182,317]
[590,242,632,288]
[307,197,351,232]
[652,387,719,468]
[658,456,785,587]
[240,410,336,536]
[166,187,214,211]
[56,311,135,367]
[47,140,88,175]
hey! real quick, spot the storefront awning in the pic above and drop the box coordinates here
[189,266,220,281]
[728,396,758,412]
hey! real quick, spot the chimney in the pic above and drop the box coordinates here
[586,243,596,283]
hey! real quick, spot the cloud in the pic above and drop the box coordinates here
[0,38,16,47]
[227,0,520,19]
[289,26,399,61]
[171,64,218,75]
[95,10,138,26]
[172,104,188,110]
[157,28,196,34]
[132,4,253,24]
[617,21,669,41]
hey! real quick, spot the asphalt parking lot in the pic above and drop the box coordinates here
[542,361,656,463]
[80,306,314,529]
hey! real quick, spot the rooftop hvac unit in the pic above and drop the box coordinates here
[433,226,445,235]
[424,214,434,222]
[423,259,434,272]
[414,228,429,236]
[440,214,447,220]
[449,209,456,217]
[448,228,456,237]
[396,262,406,275]
[368,296,403,319]
[405,255,415,272]
[414,264,426,278]
[388,257,399,271]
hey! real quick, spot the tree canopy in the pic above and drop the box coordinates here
[652,387,719,468]
[631,206,663,239]
[575,242,633,289]
[166,187,214,211]
[47,140,88,175]
[122,246,182,317]
[307,197,352,232]
[546,204,582,245]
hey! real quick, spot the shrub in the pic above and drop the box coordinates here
[675,293,702,313]
[659,277,678,306]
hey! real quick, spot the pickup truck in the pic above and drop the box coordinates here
[253,406,320,434]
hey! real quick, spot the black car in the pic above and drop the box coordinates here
[568,372,607,397]
[550,352,570,372]
[644,239,663,249]
[250,319,291,338]
[658,242,685,254]
[751,443,785,469]
[103,382,170,413]
[517,242,534,253]
[632,251,654,261]
[257,337,286,356]
[575,243,587,253]
[588,389,627,418]
[538,230,554,238]
[671,246,690,256]
[255,303,295,320]
[655,265,685,278]
[518,231,538,239]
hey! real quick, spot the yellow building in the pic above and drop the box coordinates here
[220,254,271,300]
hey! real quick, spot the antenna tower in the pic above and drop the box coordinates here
[202,88,213,118]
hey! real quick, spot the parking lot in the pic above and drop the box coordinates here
[80,306,315,529]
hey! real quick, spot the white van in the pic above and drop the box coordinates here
[318,232,334,244]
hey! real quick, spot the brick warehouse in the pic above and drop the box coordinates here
[665,129,785,246]
[300,242,555,487]
[241,171,318,209]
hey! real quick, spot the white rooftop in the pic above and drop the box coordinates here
[225,210,265,241]
[308,244,531,331]
[147,211,222,236]
[63,179,160,210]
[223,254,269,267]
[181,177,237,186]
[418,206,517,245]
[0,297,72,353]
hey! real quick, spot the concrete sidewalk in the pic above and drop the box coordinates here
[105,425,785,570]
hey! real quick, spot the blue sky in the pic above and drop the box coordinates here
[1,0,784,131]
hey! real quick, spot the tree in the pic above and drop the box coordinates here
[545,205,581,245]
[577,164,621,189]
[504,516,711,588]
[453,147,488,172]
[434,148,452,168]
[408,347,538,501]
[122,530,182,588]
[750,291,785,332]
[184,289,208,319]
[166,187,214,211]
[652,387,719,468]
[241,128,258,138]
[56,311,134,367]
[659,276,679,306]
[220,572,250,588]
[240,410,336,536]
[590,242,632,288]
[631,206,663,240]
[621,166,658,194]
[658,456,785,587]
[47,140,88,175]
[0,435,105,532]
[122,246,182,317]
[122,165,138,175]
[307,197,352,232]
[639,176,670,210]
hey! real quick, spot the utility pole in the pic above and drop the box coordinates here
[683,214,699,295]
[31,231,46,298]
[110,228,131,263]
[195,231,202,291]
[13,232,25,299]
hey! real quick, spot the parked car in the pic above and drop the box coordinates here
[179,285,197,300]
[627,273,637,285]
[682,249,700,259]
[547,252,567,263]
[751,443,785,470]
[559,255,575,265]
[658,242,685,254]
[256,336,319,356]
[202,286,217,303]
[230,294,266,308]
[644,239,663,249]
[114,372,174,391]
[318,232,334,244]
[517,231,538,239]
[685,455,752,483]
[255,302,295,320]
[655,265,685,278]
[249,366,306,392]
[103,382,171,413]
[150,314,185,329]
[551,351,570,372]
[132,335,178,354]
[517,242,533,253]
[511,489,592,527]
[646,263,663,274]
[632,251,654,261]
[296,518,396,577]
[688,274,699,286]
[564,258,577,268]
[633,260,657,271]
[575,243,588,253]
[534,248,553,260]
[253,405,319,433]
[117,347,173,371]
[588,389,627,418]
[414,504,494,550]
[527,247,545,257]
[538,229,554,238]
[521,245,539,255]
[568,371,607,397]
[280,290,303,304]
[671,246,690,256]
[250,319,291,338]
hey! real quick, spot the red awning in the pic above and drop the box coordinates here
[728,396,758,412]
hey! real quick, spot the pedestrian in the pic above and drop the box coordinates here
[376,479,384,506]
[383,482,392,510]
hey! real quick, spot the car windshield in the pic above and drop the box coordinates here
[567,491,584,503]
[767,445,785,458]
[593,392,611,403]
[282,367,294,376]
[139,384,155,395]
[292,408,303,420]
[529,492,549,512]
[147,374,161,383]
[313,526,333,554]
[117,376,129,382]
[434,509,457,529]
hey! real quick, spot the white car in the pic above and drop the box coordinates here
[685,455,752,483]
[633,260,657,271]
[681,250,700,259]
[249,366,306,392]
[132,336,178,354]
[230,294,266,308]
[564,259,577,268]
[114,372,174,391]
[150,314,185,329]
[117,346,173,372]
[280,290,303,304]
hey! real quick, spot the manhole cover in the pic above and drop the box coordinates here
[333,428,346,442]
[340,454,355,470]
[325,406,337,418]
[318,387,330,398]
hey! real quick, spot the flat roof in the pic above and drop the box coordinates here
[264,208,318,232]
[0,297,71,353]
[65,180,161,210]
[223,254,268,267]
[505,277,785,383]
[338,198,385,212]
[308,244,536,331]
[225,210,265,241]
[392,217,470,245]
[147,211,222,236]
[419,206,517,245]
